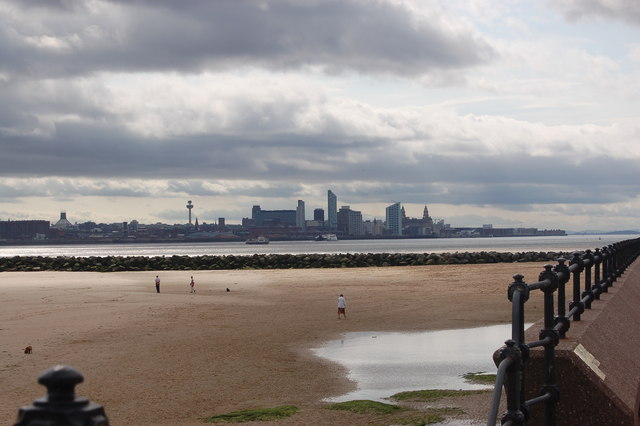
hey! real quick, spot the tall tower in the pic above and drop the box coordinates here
[386,202,402,236]
[327,190,337,230]
[186,200,193,225]
[296,200,306,231]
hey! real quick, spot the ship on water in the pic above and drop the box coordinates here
[245,236,269,245]
[315,233,338,241]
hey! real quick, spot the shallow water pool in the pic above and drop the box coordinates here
[312,324,519,402]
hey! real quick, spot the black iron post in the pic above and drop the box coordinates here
[569,252,584,321]
[14,365,109,426]
[582,250,594,309]
[504,273,530,425]
[538,264,560,426]
[611,243,620,282]
[553,258,570,338]
[592,248,602,300]
[601,246,610,293]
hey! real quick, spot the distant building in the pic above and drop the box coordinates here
[327,190,337,230]
[251,205,296,226]
[0,220,50,240]
[385,202,402,236]
[337,205,363,236]
[314,208,324,222]
[402,205,434,236]
[296,200,306,231]
[53,212,74,229]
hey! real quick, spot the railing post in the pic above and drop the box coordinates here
[582,250,594,309]
[569,252,585,321]
[501,273,530,425]
[592,248,602,300]
[611,243,621,282]
[538,265,560,426]
[553,258,570,338]
[601,246,610,293]
[14,365,109,426]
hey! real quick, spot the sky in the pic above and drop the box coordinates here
[1,0,639,232]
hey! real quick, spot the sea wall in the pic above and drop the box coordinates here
[523,258,640,425]
[0,251,573,272]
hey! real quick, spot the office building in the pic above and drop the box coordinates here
[251,205,296,226]
[313,208,324,222]
[337,205,364,236]
[386,202,402,236]
[296,200,306,230]
[327,190,337,230]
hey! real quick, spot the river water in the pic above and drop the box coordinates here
[0,234,634,258]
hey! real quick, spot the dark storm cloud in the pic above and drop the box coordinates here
[552,0,640,26]
[0,0,493,78]
[1,117,638,207]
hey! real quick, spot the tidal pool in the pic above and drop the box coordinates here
[312,324,520,402]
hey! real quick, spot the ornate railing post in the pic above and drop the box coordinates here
[569,252,585,321]
[601,246,610,293]
[14,365,109,426]
[592,248,602,300]
[553,258,570,338]
[582,250,594,309]
[538,265,560,426]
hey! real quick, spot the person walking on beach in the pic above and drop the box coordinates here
[189,276,195,293]
[155,275,160,293]
[337,294,346,319]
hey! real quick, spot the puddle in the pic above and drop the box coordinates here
[312,324,520,402]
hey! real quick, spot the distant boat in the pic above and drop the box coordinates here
[315,233,338,241]
[245,236,269,245]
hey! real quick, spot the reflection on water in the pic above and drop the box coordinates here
[312,324,519,402]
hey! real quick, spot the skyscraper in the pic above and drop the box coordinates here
[327,190,337,230]
[296,200,306,230]
[386,202,402,236]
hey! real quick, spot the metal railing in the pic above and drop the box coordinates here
[487,237,640,426]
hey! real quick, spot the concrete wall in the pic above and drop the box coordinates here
[523,258,640,425]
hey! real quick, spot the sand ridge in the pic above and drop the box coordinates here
[0,264,546,425]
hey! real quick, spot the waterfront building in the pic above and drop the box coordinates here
[327,190,337,230]
[251,205,296,227]
[385,202,402,236]
[53,212,74,229]
[337,205,364,236]
[314,208,324,222]
[296,200,306,231]
[0,220,50,240]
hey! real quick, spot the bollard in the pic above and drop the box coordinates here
[14,365,109,426]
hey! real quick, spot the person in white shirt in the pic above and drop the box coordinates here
[337,294,346,319]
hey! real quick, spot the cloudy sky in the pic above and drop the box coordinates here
[1,0,639,231]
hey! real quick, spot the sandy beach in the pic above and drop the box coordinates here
[0,263,547,425]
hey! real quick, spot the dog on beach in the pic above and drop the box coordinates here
[24,345,32,354]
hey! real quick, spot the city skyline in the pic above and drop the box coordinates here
[1,1,639,232]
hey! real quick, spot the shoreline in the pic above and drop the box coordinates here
[1,264,547,425]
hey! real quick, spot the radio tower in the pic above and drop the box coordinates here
[186,200,194,225]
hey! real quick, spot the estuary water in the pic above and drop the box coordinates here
[0,234,634,258]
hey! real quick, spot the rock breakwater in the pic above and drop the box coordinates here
[0,251,574,272]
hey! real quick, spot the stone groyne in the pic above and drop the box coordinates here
[0,251,574,272]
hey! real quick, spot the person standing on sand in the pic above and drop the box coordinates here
[337,294,346,319]
[190,276,195,293]
[155,275,160,293]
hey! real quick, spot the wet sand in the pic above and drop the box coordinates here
[0,264,546,425]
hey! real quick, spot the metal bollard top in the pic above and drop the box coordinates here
[14,365,109,426]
